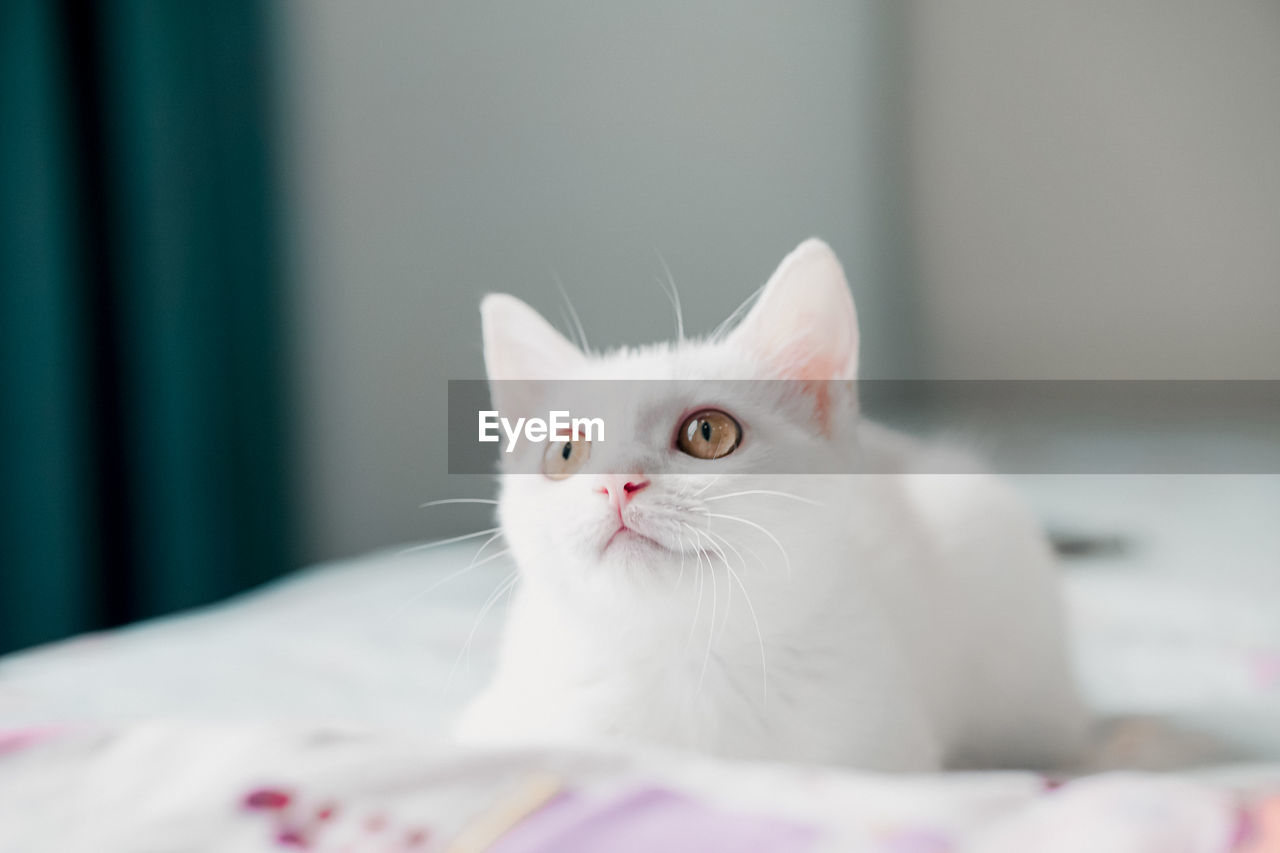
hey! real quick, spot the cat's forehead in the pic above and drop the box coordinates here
[550,340,801,437]
[577,339,755,381]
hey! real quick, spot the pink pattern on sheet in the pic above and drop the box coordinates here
[1234,795,1280,853]
[1250,650,1280,691]
[485,786,818,853]
[242,785,434,851]
[0,726,63,756]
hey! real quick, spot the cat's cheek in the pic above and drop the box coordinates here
[499,442,543,476]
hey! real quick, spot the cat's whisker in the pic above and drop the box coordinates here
[696,525,769,705]
[690,524,735,639]
[707,525,769,574]
[703,490,822,507]
[700,525,753,577]
[553,273,591,353]
[703,512,793,577]
[709,283,764,341]
[447,570,520,694]
[692,526,720,693]
[398,526,502,555]
[654,250,685,342]
[687,539,707,649]
[558,306,579,349]
[501,569,519,619]
[418,498,500,509]
[690,474,725,498]
[389,547,512,621]
[468,530,505,566]
[724,560,768,706]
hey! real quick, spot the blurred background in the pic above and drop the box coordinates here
[3,0,1278,654]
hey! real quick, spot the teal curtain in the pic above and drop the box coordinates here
[1,1,293,654]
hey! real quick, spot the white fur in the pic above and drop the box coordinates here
[456,239,1088,771]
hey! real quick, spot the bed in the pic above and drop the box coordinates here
[2,476,1278,851]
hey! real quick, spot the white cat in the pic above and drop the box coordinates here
[455,238,1088,771]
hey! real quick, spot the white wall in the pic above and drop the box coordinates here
[277,2,908,560]
[907,0,1280,379]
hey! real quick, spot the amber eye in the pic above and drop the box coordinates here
[676,409,741,460]
[542,438,590,480]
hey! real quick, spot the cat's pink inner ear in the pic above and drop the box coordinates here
[768,341,854,382]
[729,238,860,383]
[726,239,859,432]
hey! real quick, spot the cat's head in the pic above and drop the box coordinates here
[481,239,861,600]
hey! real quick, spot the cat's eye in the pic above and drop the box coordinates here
[542,438,591,480]
[676,409,741,460]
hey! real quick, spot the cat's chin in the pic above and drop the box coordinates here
[593,528,697,579]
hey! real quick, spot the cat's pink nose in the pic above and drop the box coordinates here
[598,475,650,513]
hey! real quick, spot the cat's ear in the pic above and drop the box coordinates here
[481,294,584,418]
[727,238,860,380]
[480,293,584,381]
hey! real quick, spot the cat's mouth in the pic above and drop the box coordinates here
[602,524,669,555]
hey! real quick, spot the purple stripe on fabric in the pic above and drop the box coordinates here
[488,785,818,853]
